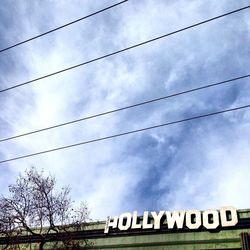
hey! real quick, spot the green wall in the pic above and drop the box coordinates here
[85,209,250,249]
[1,209,249,249]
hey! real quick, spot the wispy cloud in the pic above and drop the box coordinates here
[0,0,249,219]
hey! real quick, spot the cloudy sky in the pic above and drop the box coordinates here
[0,0,249,220]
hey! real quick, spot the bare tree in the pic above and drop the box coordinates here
[0,168,91,250]
[0,200,23,250]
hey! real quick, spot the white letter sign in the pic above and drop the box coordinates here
[104,206,238,233]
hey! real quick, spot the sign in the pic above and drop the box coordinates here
[104,206,238,233]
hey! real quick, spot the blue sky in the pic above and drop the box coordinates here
[0,0,249,220]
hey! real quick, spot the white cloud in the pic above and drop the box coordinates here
[0,0,249,220]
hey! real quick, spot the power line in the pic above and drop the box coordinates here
[0,0,128,53]
[0,5,249,94]
[0,104,249,164]
[0,74,249,143]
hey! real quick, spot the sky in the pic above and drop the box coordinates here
[0,0,249,220]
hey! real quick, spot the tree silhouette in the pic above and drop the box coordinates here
[0,167,91,249]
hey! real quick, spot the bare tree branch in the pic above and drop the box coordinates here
[0,167,90,249]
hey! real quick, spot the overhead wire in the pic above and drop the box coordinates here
[0,5,249,93]
[0,104,249,164]
[0,74,249,143]
[0,0,128,53]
